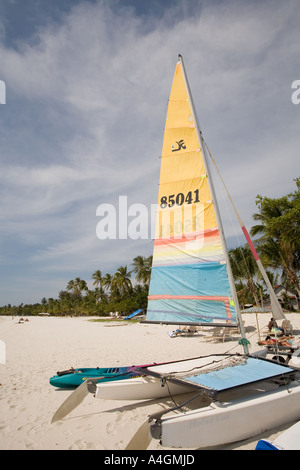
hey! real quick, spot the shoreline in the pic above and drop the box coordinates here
[0,313,299,450]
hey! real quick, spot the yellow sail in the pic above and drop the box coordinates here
[146,56,237,325]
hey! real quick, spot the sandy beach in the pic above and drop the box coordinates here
[0,313,300,451]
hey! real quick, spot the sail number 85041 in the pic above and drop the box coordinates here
[160,189,200,209]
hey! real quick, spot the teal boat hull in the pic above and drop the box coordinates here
[49,366,141,389]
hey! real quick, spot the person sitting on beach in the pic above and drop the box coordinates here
[268,317,278,331]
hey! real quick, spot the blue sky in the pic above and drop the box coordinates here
[0,0,299,306]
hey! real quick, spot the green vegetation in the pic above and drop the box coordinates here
[0,256,152,317]
[231,178,300,310]
[1,179,299,316]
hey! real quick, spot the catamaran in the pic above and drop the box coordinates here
[52,55,300,449]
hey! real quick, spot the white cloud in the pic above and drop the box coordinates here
[0,0,299,304]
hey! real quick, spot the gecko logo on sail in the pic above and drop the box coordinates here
[172,139,186,152]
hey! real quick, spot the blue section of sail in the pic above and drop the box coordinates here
[149,264,232,297]
[147,298,235,323]
[147,263,237,324]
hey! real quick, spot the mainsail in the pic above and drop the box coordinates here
[146,55,239,326]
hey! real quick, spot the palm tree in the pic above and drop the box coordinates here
[229,245,260,306]
[66,277,88,297]
[58,290,72,315]
[132,255,152,286]
[253,236,300,296]
[112,266,132,296]
[102,273,113,293]
[92,270,103,303]
[92,270,102,290]
[250,186,300,298]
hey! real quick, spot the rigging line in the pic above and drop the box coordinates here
[223,327,260,355]
[203,139,285,321]
[204,143,248,258]
[203,140,244,227]
[165,381,209,414]
[148,389,212,422]
[222,314,291,355]
[157,355,243,378]
[209,154,252,282]
[202,143,257,319]
[164,379,183,409]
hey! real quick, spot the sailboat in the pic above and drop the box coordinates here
[52,55,300,448]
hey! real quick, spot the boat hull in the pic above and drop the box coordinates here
[94,355,233,400]
[256,420,300,450]
[93,354,296,401]
[152,380,300,448]
[95,376,192,400]
[49,366,141,389]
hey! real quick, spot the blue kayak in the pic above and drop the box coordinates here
[49,364,146,389]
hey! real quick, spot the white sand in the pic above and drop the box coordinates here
[0,313,299,450]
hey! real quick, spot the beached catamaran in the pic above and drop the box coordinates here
[52,55,300,448]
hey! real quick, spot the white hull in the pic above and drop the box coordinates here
[153,379,300,448]
[257,420,300,450]
[94,355,241,401]
[95,376,192,400]
[94,354,296,403]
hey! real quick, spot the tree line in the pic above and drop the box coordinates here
[1,178,299,316]
[0,256,153,317]
[229,178,300,310]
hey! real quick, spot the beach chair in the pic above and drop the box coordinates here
[223,327,240,342]
[182,326,198,336]
[168,326,199,337]
[281,319,293,336]
[205,327,225,342]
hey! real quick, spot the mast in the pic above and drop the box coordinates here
[178,55,248,351]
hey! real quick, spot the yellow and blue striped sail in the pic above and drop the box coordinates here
[146,57,237,325]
